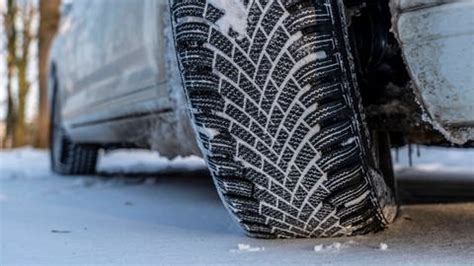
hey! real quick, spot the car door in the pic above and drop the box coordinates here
[63,0,171,137]
[55,0,85,111]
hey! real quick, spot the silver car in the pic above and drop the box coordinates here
[49,0,474,238]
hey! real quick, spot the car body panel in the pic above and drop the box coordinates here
[61,0,171,128]
[49,0,200,156]
[392,0,474,143]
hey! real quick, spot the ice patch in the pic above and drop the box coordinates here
[208,0,248,39]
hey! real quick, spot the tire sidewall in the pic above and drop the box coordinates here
[49,74,68,174]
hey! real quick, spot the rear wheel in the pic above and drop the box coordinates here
[170,0,396,238]
[49,76,98,175]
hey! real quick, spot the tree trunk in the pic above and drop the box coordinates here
[3,0,17,148]
[13,59,29,147]
[12,2,35,147]
[36,0,60,148]
[4,61,16,148]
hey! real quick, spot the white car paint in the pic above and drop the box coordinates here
[391,0,474,144]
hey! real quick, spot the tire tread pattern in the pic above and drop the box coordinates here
[171,0,390,238]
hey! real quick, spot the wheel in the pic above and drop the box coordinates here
[49,74,98,175]
[170,0,397,238]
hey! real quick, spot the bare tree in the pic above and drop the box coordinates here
[1,0,36,148]
[12,0,35,147]
[36,0,60,148]
[2,0,18,147]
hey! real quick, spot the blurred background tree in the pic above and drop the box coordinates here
[2,0,18,148]
[36,0,60,148]
[1,0,60,148]
[14,0,35,147]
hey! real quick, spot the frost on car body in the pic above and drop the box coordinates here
[390,0,474,144]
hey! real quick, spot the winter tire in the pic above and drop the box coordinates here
[49,74,98,175]
[170,0,397,238]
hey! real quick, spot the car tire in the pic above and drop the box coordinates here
[170,0,397,238]
[49,74,98,175]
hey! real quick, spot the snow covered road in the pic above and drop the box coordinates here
[1,147,473,265]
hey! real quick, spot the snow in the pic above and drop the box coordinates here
[208,0,248,39]
[98,149,205,174]
[0,147,49,180]
[238,243,250,250]
[313,244,324,252]
[198,127,220,140]
[230,243,265,253]
[1,146,473,264]
[344,190,370,207]
[0,147,206,180]
[393,145,474,174]
[327,242,343,250]
[313,241,359,252]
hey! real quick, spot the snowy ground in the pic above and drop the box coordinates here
[0,146,473,265]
